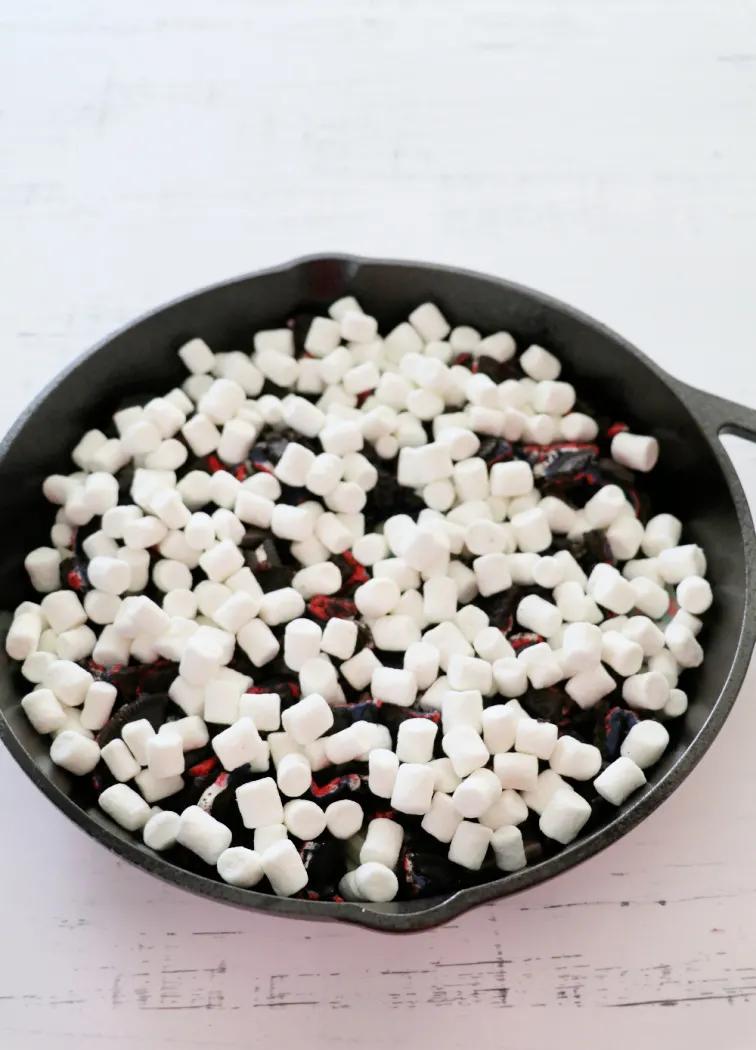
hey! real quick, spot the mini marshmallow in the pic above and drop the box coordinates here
[6,610,44,661]
[491,825,527,872]
[390,762,436,815]
[622,615,666,657]
[260,835,310,894]
[277,752,312,797]
[282,619,323,674]
[473,553,512,597]
[583,485,627,528]
[676,576,713,615]
[254,824,288,854]
[21,688,66,735]
[283,799,327,840]
[494,752,539,792]
[518,643,564,689]
[594,756,647,805]
[492,657,529,698]
[601,632,644,677]
[101,739,142,782]
[490,460,534,498]
[236,777,285,829]
[620,719,670,769]
[515,717,558,760]
[561,622,602,673]
[371,666,417,707]
[452,768,502,819]
[629,576,670,619]
[179,337,214,374]
[664,687,688,719]
[565,664,616,709]
[421,792,464,843]
[611,431,659,472]
[517,595,562,638]
[99,783,151,831]
[143,810,181,852]
[657,544,706,584]
[448,820,492,871]
[24,548,62,593]
[664,622,704,668]
[549,736,602,780]
[325,799,364,840]
[642,514,683,557]
[396,718,438,763]
[447,654,493,694]
[648,649,680,687]
[146,731,185,778]
[511,507,552,553]
[217,847,264,888]
[590,566,636,615]
[539,789,592,845]
[479,789,529,832]
[44,660,93,706]
[404,641,440,691]
[212,717,263,771]
[281,693,334,746]
[320,618,358,661]
[299,657,341,703]
[41,591,86,635]
[177,805,232,865]
[442,689,484,732]
[442,725,489,778]
[50,730,101,775]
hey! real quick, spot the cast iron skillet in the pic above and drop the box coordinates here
[1,255,755,932]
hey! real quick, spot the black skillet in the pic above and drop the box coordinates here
[0,255,754,931]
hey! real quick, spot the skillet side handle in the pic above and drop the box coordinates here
[674,380,756,442]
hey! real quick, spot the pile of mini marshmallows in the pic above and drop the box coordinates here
[5,296,712,903]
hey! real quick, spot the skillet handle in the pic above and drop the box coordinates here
[673,379,756,442]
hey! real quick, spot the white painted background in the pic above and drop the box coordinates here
[2,1,756,1046]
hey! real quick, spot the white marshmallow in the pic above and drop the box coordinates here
[421,792,464,843]
[367,748,400,799]
[283,799,327,840]
[611,431,659,472]
[492,658,529,698]
[371,666,417,707]
[21,688,66,735]
[664,622,704,668]
[442,725,489,778]
[99,783,151,831]
[594,756,646,805]
[321,618,358,661]
[281,693,334,746]
[517,595,562,638]
[390,762,436,815]
[620,719,670,769]
[213,717,264,771]
[642,514,682,557]
[448,820,492,871]
[540,789,592,844]
[549,736,602,780]
[50,730,101,775]
[396,717,438,763]
[515,717,558,760]
[493,752,539,791]
[236,777,285,829]
[565,664,616,709]
[143,811,181,852]
[676,576,713,615]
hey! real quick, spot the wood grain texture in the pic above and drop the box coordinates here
[2,0,756,1046]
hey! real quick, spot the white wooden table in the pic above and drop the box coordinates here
[2,2,756,1046]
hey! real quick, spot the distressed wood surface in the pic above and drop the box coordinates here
[2,1,756,1046]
